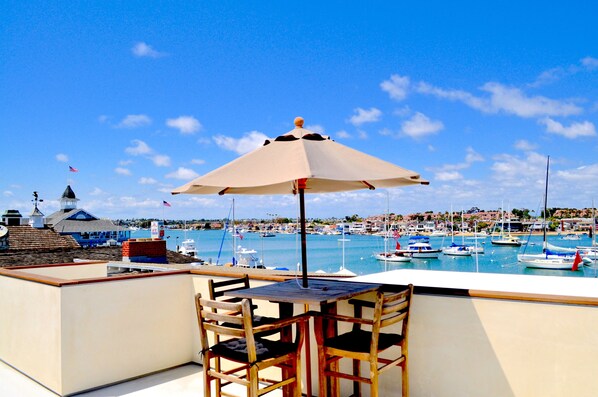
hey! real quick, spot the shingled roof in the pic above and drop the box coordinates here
[4,226,80,251]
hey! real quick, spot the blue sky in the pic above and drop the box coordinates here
[2,1,597,220]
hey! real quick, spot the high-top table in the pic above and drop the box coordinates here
[225,278,382,397]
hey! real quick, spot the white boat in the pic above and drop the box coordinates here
[491,203,522,247]
[430,229,448,237]
[562,233,581,240]
[400,236,441,258]
[518,157,581,270]
[442,243,472,256]
[443,209,472,257]
[178,238,198,258]
[374,251,412,263]
[235,246,262,268]
[518,254,576,270]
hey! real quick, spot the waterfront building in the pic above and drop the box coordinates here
[45,185,130,247]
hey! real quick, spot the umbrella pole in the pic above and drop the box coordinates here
[299,187,309,288]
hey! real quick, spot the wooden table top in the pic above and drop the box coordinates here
[224,278,381,306]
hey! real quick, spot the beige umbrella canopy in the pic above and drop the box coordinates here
[173,117,428,287]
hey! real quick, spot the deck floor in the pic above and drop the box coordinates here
[0,361,281,397]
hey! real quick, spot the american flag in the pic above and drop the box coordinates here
[69,166,78,172]
[163,200,171,207]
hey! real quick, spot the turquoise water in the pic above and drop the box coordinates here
[132,229,597,278]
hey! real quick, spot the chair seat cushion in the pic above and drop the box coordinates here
[211,337,297,363]
[221,315,277,329]
[324,329,403,353]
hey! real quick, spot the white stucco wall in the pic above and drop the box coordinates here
[16,262,107,280]
[0,276,62,393]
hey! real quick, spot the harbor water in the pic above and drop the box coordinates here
[132,229,598,278]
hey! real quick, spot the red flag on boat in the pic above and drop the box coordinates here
[572,251,582,271]
[395,241,401,250]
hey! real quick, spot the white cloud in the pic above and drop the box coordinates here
[191,159,205,165]
[116,114,152,129]
[132,42,166,58]
[348,107,382,126]
[428,147,483,181]
[357,130,368,139]
[380,74,410,101]
[115,167,132,176]
[3,190,14,197]
[166,116,202,134]
[539,118,596,139]
[465,147,484,163]
[416,82,490,111]
[336,130,350,139]
[581,56,598,71]
[417,81,582,118]
[436,171,462,181]
[556,164,598,182]
[482,83,582,118]
[139,177,157,185]
[119,159,134,166]
[98,115,109,124]
[56,153,68,162]
[89,187,105,196]
[400,112,443,138]
[125,140,153,156]
[151,154,171,167]
[490,152,547,189]
[213,131,269,155]
[166,167,199,180]
[529,67,568,87]
[392,106,412,117]
[305,124,325,134]
[514,139,537,151]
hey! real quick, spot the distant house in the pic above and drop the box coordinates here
[45,185,130,247]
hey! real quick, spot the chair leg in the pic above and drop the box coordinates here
[214,356,221,396]
[401,359,409,397]
[203,356,212,397]
[294,354,302,397]
[352,359,361,397]
[369,363,378,397]
[249,366,259,397]
[317,350,328,397]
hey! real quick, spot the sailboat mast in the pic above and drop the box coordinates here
[542,156,550,251]
[232,198,236,265]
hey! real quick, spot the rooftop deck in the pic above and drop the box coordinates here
[2,263,598,396]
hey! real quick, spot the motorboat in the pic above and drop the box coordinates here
[374,251,412,263]
[178,238,198,258]
[442,243,472,256]
[399,236,441,259]
[235,246,262,268]
[490,235,522,247]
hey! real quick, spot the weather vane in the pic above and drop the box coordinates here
[32,191,44,209]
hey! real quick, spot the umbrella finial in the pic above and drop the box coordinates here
[294,117,304,128]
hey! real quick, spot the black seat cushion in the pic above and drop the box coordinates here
[211,337,297,363]
[220,315,277,329]
[324,329,403,353]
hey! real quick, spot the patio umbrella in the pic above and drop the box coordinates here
[172,117,428,287]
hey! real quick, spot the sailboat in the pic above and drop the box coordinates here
[177,220,198,258]
[491,202,522,247]
[517,157,579,270]
[442,208,472,256]
[374,195,411,263]
[336,223,356,275]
